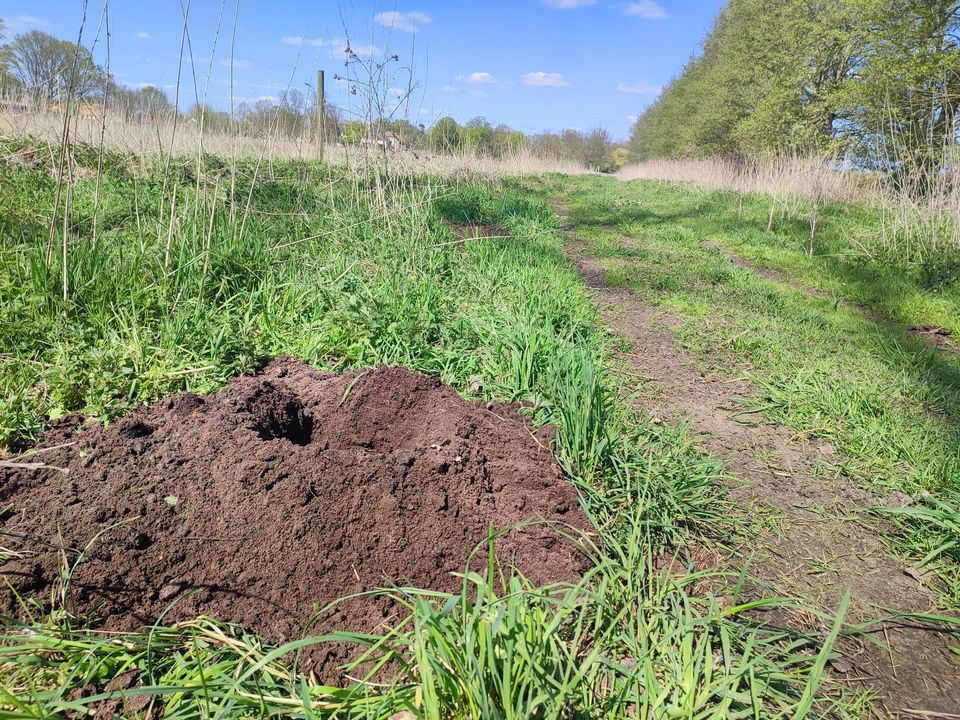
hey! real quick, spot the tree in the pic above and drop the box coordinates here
[491,123,525,158]
[189,103,232,134]
[8,30,108,103]
[275,89,308,136]
[136,85,171,116]
[280,88,308,116]
[583,127,613,170]
[429,116,463,153]
[610,146,630,172]
[464,116,493,156]
[385,119,422,147]
[627,0,960,186]
[112,84,171,120]
[0,19,19,94]
[842,0,960,183]
[530,131,563,158]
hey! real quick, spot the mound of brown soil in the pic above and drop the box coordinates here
[0,359,590,680]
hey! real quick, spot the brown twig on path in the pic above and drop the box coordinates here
[0,460,70,474]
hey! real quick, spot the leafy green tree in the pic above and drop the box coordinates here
[429,116,463,153]
[610,146,630,171]
[8,30,108,102]
[0,19,19,94]
[111,84,171,120]
[341,120,366,144]
[464,116,494,155]
[842,0,960,182]
[628,0,959,185]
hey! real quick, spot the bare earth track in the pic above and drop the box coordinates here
[561,215,960,715]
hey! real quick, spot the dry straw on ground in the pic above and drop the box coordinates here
[0,109,589,179]
[617,156,877,204]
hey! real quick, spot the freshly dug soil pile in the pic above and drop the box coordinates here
[0,359,590,680]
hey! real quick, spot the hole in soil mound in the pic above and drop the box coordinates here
[0,359,591,683]
[442,220,508,241]
[240,381,314,445]
[116,419,154,439]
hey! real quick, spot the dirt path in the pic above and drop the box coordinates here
[562,230,960,715]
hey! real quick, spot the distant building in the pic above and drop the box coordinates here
[348,125,409,152]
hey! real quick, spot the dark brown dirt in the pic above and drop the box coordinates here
[0,359,590,682]
[441,221,508,238]
[908,324,957,352]
[440,221,509,248]
[562,230,960,715]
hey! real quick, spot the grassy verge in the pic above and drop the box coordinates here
[0,140,865,716]
[547,173,960,603]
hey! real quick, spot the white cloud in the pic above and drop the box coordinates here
[440,84,456,93]
[456,72,497,86]
[617,81,662,94]
[219,58,253,69]
[521,71,569,87]
[624,1,670,19]
[5,14,51,32]
[281,35,323,46]
[449,72,513,90]
[134,31,150,40]
[374,11,431,33]
[626,114,638,122]
[542,0,598,8]
[329,37,381,60]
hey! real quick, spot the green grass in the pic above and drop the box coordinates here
[545,173,960,602]
[876,490,960,605]
[0,140,869,716]
[1,528,857,719]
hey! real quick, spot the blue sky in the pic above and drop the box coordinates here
[1,1,724,139]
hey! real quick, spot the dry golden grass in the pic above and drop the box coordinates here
[0,109,589,179]
[616,156,876,205]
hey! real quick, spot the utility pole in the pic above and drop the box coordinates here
[316,69,325,163]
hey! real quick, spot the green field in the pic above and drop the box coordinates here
[1,140,958,717]
[542,173,960,603]
[2,0,958,715]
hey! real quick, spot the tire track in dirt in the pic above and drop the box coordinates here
[702,240,957,354]
[561,226,960,716]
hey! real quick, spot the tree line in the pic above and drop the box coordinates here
[629,0,960,183]
[0,22,626,170]
[421,117,625,170]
